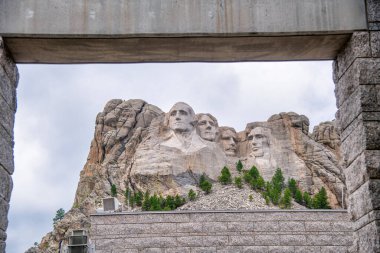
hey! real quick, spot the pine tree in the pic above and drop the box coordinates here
[248,166,260,180]
[53,208,65,224]
[288,178,297,197]
[142,191,151,211]
[303,192,312,208]
[234,177,243,189]
[134,191,143,206]
[256,175,265,191]
[199,174,212,194]
[236,160,243,173]
[219,166,232,185]
[295,189,303,204]
[111,184,117,197]
[188,189,197,201]
[271,168,285,191]
[313,187,331,209]
[280,188,292,209]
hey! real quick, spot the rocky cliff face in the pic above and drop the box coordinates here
[33,99,346,252]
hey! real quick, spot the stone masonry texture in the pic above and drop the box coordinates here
[0,36,18,253]
[334,1,380,251]
[90,210,353,253]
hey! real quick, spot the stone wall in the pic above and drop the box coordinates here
[91,210,353,253]
[0,37,18,253]
[333,0,380,252]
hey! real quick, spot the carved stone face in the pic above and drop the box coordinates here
[220,129,237,156]
[248,127,270,157]
[197,114,217,141]
[168,102,195,133]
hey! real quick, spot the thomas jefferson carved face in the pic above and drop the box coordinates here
[248,127,270,157]
[220,129,237,156]
[197,114,217,141]
[168,102,195,133]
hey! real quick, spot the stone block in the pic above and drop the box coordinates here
[190,247,216,253]
[241,246,268,253]
[0,166,12,202]
[357,220,380,253]
[332,221,353,232]
[367,0,380,22]
[0,198,8,232]
[354,210,380,231]
[0,96,14,137]
[268,246,294,253]
[280,234,306,245]
[320,246,350,253]
[0,38,18,86]
[0,66,16,111]
[165,247,191,253]
[345,150,380,194]
[202,236,228,247]
[203,222,228,233]
[216,246,243,253]
[278,221,305,232]
[150,222,176,234]
[227,222,254,232]
[141,248,164,253]
[177,222,203,233]
[129,237,177,248]
[369,22,380,30]
[335,32,370,80]
[293,246,321,253]
[371,31,380,57]
[229,236,255,246]
[253,221,279,232]
[176,236,203,247]
[335,58,380,107]
[305,221,331,231]
[255,235,280,246]
[348,179,380,221]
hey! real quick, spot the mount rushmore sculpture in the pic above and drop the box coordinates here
[74,99,345,214]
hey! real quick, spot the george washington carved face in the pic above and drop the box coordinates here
[197,114,218,141]
[168,102,195,133]
[247,127,271,157]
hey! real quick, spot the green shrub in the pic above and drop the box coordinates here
[219,166,232,185]
[243,171,253,183]
[188,189,197,201]
[134,191,143,206]
[248,166,260,180]
[236,160,243,173]
[303,192,312,208]
[280,188,292,209]
[234,177,243,189]
[199,174,212,194]
[249,194,253,202]
[142,191,151,211]
[313,187,331,209]
[256,175,265,191]
[271,168,285,191]
[288,178,297,197]
[295,189,303,204]
[111,184,117,197]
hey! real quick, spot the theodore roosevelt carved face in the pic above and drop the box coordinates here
[168,102,195,133]
[247,127,271,157]
[197,114,218,141]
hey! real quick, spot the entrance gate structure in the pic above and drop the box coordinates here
[0,0,378,252]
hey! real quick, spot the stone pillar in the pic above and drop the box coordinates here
[334,1,380,252]
[0,37,18,253]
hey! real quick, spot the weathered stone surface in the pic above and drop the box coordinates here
[345,150,380,194]
[371,31,380,57]
[335,32,371,80]
[0,125,14,175]
[0,94,14,137]
[335,58,380,107]
[348,179,380,221]
[312,121,341,153]
[357,220,380,253]
[367,0,380,23]
[0,166,12,202]
[0,38,18,86]
[369,22,380,31]
[0,66,16,111]
[0,198,9,232]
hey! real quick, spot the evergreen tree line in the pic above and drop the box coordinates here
[219,161,331,209]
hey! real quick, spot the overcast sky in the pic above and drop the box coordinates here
[7,61,336,252]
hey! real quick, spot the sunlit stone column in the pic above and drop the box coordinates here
[0,37,18,253]
[334,1,380,252]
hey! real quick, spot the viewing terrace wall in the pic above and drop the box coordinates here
[91,210,353,253]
